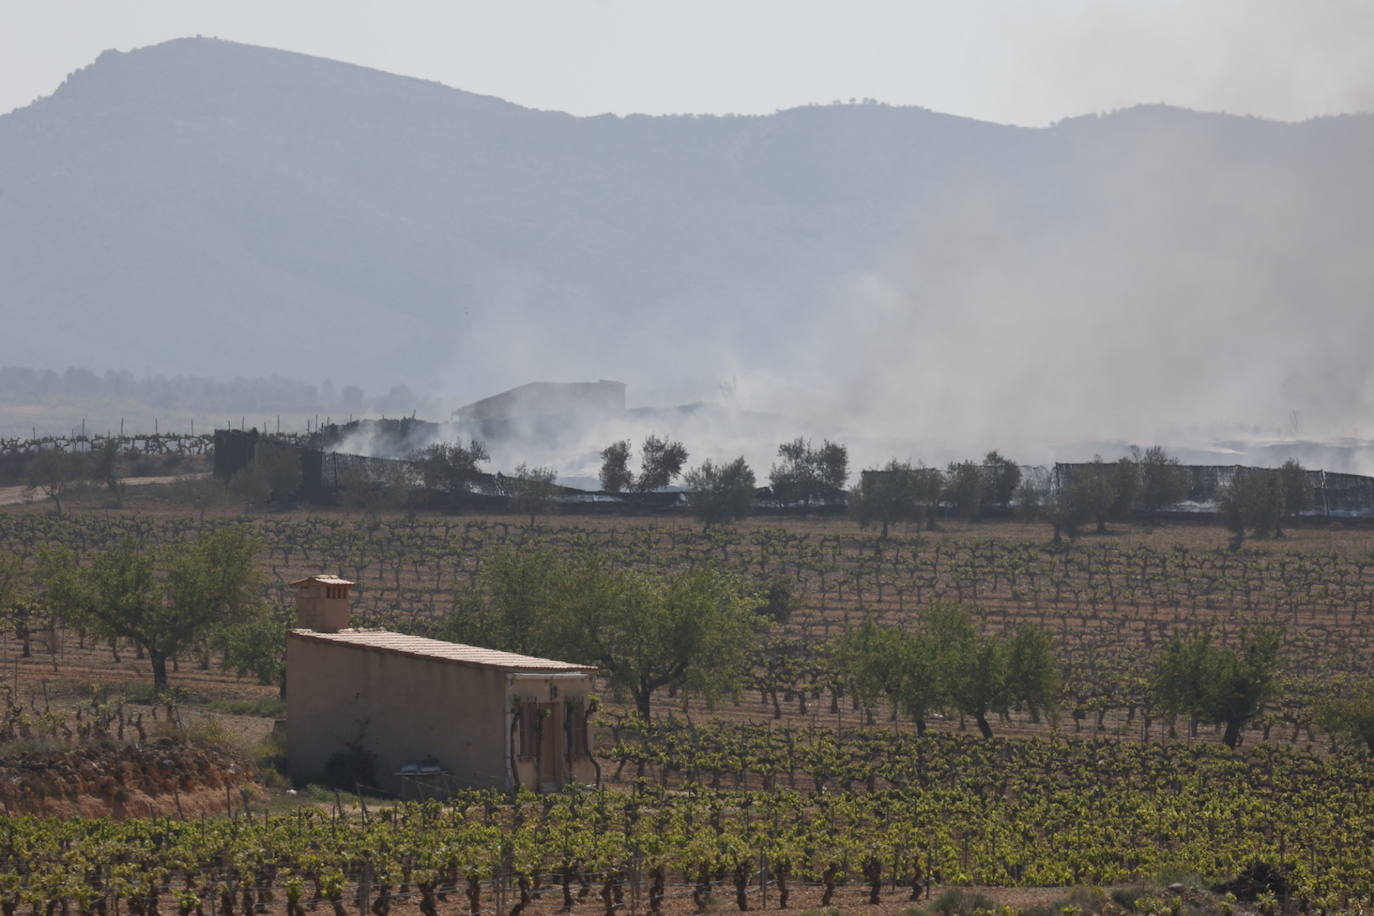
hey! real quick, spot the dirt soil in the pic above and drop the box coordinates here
[0,473,206,506]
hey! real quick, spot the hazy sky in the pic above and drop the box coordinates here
[5,0,1373,124]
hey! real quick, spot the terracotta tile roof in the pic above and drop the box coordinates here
[288,629,598,673]
[290,575,356,586]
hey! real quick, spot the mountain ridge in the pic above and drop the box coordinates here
[3,38,1373,449]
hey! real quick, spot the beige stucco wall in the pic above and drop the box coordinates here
[286,636,596,795]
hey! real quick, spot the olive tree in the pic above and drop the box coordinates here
[769,438,848,504]
[1277,459,1314,535]
[1137,446,1190,519]
[635,435,688,493]
[683,457,756,529]
[1217,469,1284,549]
[981,451,1021,512]
[943,460,985,521]
[25,448,88,514]
[414,439,490,495]
[599,440,632,493]
[850,461,942,537]
[508,463,558,525]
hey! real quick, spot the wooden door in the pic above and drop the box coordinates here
[539,702,560,785]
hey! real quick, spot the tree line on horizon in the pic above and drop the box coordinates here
[15,426,1327,546]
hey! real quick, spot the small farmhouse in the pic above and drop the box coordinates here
[286,575,598,796]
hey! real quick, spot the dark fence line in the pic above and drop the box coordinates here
[1053,462,1374,518]
[210,430,1374,520]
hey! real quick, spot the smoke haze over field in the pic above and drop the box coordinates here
[2,39,1373,475]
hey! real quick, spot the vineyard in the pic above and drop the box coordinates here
[3,732,1372,912]
[3,510,1372,745]
[4,505,1374,910]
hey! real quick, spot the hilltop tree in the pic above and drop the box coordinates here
[599,440,632,493]
[635,435,688,493]
[1137,445,1191,519]
[769,438,849,504]
[683,457,756,529]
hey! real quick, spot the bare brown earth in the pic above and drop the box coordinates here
[0,738,255,818]
[6,491,1374,748]
[0,473,207,506]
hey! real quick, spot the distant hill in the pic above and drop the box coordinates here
[2,38,1372,452]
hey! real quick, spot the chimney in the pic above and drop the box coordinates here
[291,575,355,632]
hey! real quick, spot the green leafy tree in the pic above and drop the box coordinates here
[924,603,1006,739]
[1027,463,1110,543]
[0,554,28,659]
[1217,469,1284,549]
[90,438,125,508]
[1137,446,1190,519]
[1318,683,1374,753]
[849,461,941,537]
[442,548,560,655]
[550,559,760,719]
[25,448,88,513]
[943,460,985,521]
[599,440,632,493]
[833,622,940,733]
[981,451,1021,511]
[219,602,295,698]
[1277,459,1313,535]
[508,464,558,525]
[769,438,848,503]
[414,439,490,495]
[1008,623,1060,724]
[635,435,688,493]
[683,457,756,529]
[44,527,266,690]
[1066,457,1118,534]
[1151,625,1282,748]
[1110,456,1142,520]
[924,602,1058,738]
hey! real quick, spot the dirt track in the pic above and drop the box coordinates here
[0,474,203,507]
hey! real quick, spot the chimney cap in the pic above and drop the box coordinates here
[290,575,356,587]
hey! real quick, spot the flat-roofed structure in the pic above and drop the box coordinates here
[285,581,598,795]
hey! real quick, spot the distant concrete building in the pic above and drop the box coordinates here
[286,575,598,795]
